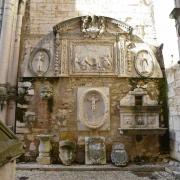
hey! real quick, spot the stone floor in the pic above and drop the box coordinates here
[15,163,177,180]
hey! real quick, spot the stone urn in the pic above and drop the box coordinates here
[59,140,76,166]
[36,134,54,165]
[111,143,128,166]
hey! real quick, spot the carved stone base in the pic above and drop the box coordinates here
[36,156,51,165]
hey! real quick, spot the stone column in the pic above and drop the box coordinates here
[0,0,18,124]
[6,0,27,128]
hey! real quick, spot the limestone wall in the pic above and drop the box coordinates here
[166,64,180,161]
[26,0,155,41]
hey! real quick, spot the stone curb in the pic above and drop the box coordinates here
[17,163,166,172]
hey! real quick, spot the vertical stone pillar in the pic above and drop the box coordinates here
[6,0,27,128]
[0,0,18,124]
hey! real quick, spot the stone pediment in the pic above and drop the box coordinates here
[53,16,133,36]
[21,15,163,78]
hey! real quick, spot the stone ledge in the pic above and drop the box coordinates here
[16,163,166,172]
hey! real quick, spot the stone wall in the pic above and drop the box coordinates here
[166,64,180,161]
[16,77,165,163]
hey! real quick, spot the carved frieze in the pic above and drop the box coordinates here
[81,15,106,39]
[70,42,116,75]
[77,87,110,131]
[29,49,50,77]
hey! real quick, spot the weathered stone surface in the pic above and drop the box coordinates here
[85,137,106,165]
[111,143,128,166]
[59,140,76,166]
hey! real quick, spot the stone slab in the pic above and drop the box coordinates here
[16,163,166,172]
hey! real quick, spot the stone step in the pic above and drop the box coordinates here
[16,163,165,172]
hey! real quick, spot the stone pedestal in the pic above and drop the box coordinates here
[36,134,53,165]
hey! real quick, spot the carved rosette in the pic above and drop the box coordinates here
[81,15,106,39]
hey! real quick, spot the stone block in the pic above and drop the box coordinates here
[85,137,106,165]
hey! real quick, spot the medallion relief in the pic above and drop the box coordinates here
[77,87,110,130]
[135,50,154,77]
[29,49,50,77]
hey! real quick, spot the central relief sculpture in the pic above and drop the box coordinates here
[77,87,110,131]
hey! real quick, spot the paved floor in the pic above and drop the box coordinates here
[16,170,176,180]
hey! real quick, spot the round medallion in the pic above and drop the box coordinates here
[29,49,50,76]
[135,50,154,77]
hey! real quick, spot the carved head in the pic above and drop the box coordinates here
[59,140,76,166]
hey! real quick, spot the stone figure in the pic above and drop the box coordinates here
[111,143,128,166]
[37,52,45,74]
[87,93,100,113]
[29,49,50,77]
[85,137,106,165]
[141,58,149,73]
[59,140,76,166]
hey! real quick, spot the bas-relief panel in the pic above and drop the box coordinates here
[77,87,110,131]
[70,42,116,75]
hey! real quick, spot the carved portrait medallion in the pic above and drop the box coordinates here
[135,50,154,77]
[29,49,50,77]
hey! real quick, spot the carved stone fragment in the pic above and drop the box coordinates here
[85,136,106,165]
[81,15,106,39]
[59,140,76,165]
[111,143,128,166]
